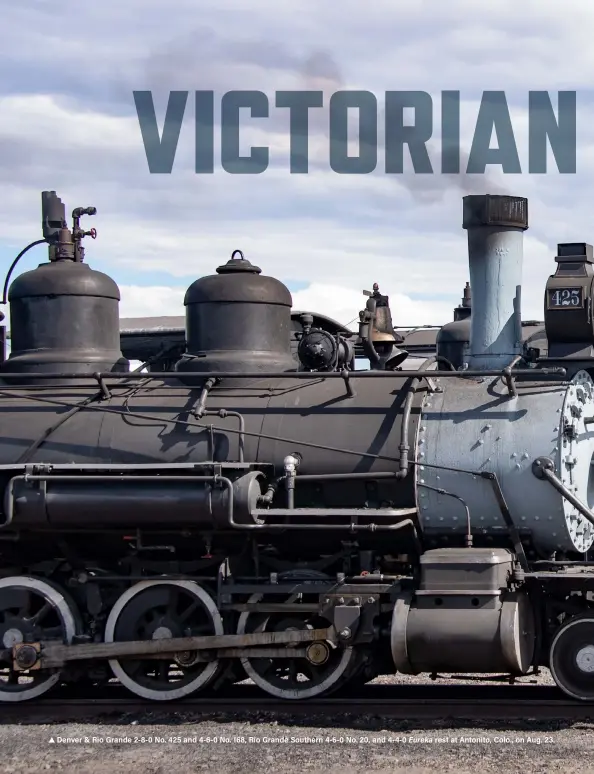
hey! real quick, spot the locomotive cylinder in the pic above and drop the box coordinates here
[463,195,527,370]
[391,549,535,674]
[176,251,295,375]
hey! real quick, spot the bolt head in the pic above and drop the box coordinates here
[306,642,330,665]
[14,645,38,670]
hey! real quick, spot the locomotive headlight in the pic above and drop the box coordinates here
[544,243,594,359]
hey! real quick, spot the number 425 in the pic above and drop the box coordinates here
[551,289,580,306]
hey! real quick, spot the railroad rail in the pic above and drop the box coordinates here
[1,684,594,722]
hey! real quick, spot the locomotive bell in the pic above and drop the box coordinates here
[360,283,408,368]
[365,284,397,344]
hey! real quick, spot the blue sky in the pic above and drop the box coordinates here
[1,0,593,328]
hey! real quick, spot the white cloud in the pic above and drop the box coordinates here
[118,285,186,319]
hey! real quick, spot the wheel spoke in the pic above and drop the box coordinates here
[0,577,77,703]
[179,600,199,624]
[288,659,298,684]
[28,602,51,627]
[166,589,179,618]
[105,580,224,702]
[237,592,356,700]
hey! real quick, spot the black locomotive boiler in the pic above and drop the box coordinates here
[1,192,594,703]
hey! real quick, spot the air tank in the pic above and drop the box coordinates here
[2,192,128,380]
[176,250,295,375]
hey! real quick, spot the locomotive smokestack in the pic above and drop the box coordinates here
[462,194,528,369]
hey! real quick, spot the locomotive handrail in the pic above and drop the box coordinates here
[0,368,568,379]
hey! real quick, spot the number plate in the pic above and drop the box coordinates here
[547,287,584,309]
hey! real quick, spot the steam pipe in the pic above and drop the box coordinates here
[462,195,528,370]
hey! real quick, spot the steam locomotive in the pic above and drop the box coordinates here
[0,191,593,704]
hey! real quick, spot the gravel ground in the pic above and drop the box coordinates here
[2,670,593,774]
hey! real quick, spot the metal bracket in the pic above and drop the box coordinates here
[501,367,517,397]
[341,368,355,398]
[563,421,578,441]
[332,605,361,640]
[532,456,594,528]
[92,373,111,400]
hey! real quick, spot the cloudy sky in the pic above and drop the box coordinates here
[1,0,592,331]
